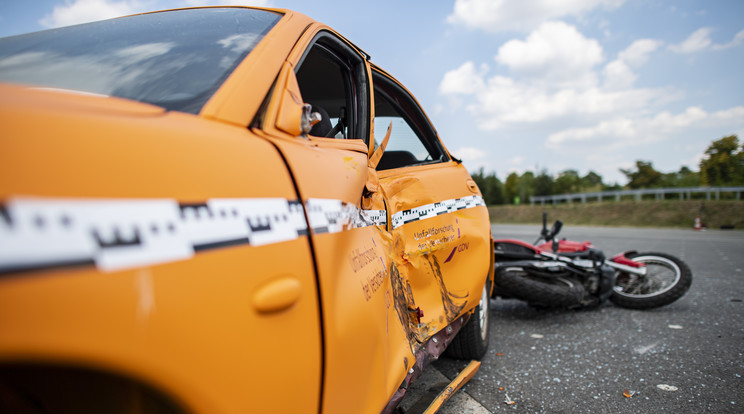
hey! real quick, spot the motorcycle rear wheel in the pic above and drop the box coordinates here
[610,252,692,309]
[494,268,584,308]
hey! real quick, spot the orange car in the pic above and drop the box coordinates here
[0,7,493,413]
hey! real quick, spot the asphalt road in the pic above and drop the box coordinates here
[429,224,744,413]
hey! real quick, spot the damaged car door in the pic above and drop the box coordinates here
[372,67,493,358]
[257,24,493,412]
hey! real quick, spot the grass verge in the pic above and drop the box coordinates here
[488,200,743,229]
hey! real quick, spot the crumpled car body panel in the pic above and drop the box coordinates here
[0,7,492,414]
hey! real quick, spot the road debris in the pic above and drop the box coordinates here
[623,389,636,398]
[504,393,516,405]
[668,324,683,329]
[530,334,544,339]
[657,384,679,391]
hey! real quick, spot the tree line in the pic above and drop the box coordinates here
[472,135,744,205]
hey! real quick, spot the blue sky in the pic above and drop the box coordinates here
[2,0,743,185]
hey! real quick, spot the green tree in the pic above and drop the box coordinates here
[620,161,663,189]
[554,169,581,194]
[471,168,487,197]
[517,171,535,203]
[675,166,701,187]
[504,172,520,204]
[581,171,603,191]
[487,176,505,205]
[471,168,505,205]
[661,166,700,188]
[602,182,623,191]
[700,135,744,186]
[534,169,554,196]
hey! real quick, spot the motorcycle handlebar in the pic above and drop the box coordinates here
[541,212,549,238]
[536,214,564,251]
[551,220,563,238]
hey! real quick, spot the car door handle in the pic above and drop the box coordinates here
[252,277,302,313]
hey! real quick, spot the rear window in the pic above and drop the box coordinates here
[0,8,281,113]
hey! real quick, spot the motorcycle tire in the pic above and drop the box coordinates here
[494,268,584,309]
[610,252,692,309]
[445,279,490,360]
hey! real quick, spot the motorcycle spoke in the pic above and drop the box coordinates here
[614,256,681,298]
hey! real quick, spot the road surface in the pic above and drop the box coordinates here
[411,224,744,413]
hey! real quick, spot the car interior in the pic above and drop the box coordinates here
[296,38,357,140]
[294,33,449,171]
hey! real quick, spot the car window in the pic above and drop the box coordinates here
[295,33,368,142]
[0,8,281,114]
[372,71,449,170]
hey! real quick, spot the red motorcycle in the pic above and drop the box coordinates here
[491,214,692,309]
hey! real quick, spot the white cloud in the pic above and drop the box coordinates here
[496,21,603,88]
[546,106,744,149]
[39,0,275,29]
[509,156,525,166]
[602,59,636,90]
[439,61,487,95]
[471,82,648,127]
[453,146,490,172]
[40,0,139,28]
[603,39,661,90]
[714,28,744,50]
[185,0,273,6]
[442,67,666,130]
[447,0,625,33]
[536,105,743,184]
[440,24,676,131]
[709,106,744,124]
[440,4,740,184]
[618,39,663,66]
[547,118,637,147]
[453,146,488,161]
[683,153,705,171]
[669,27,712,53]
[649,106,707,132]
[669,27,744,53]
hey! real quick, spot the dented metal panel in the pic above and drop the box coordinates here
[380,163,492,345]
[0,7,493,414]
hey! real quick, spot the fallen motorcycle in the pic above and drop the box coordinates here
[491,214,692,309]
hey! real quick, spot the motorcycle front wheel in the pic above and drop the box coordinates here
[610,252,692,309]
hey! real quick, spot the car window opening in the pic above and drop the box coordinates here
[295,34,370,143]
[296,44,351,139]
[372,72,449,170]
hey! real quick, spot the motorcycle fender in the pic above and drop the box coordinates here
[611,251,645,268]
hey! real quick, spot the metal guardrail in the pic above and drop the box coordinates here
[530,187,744,205]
